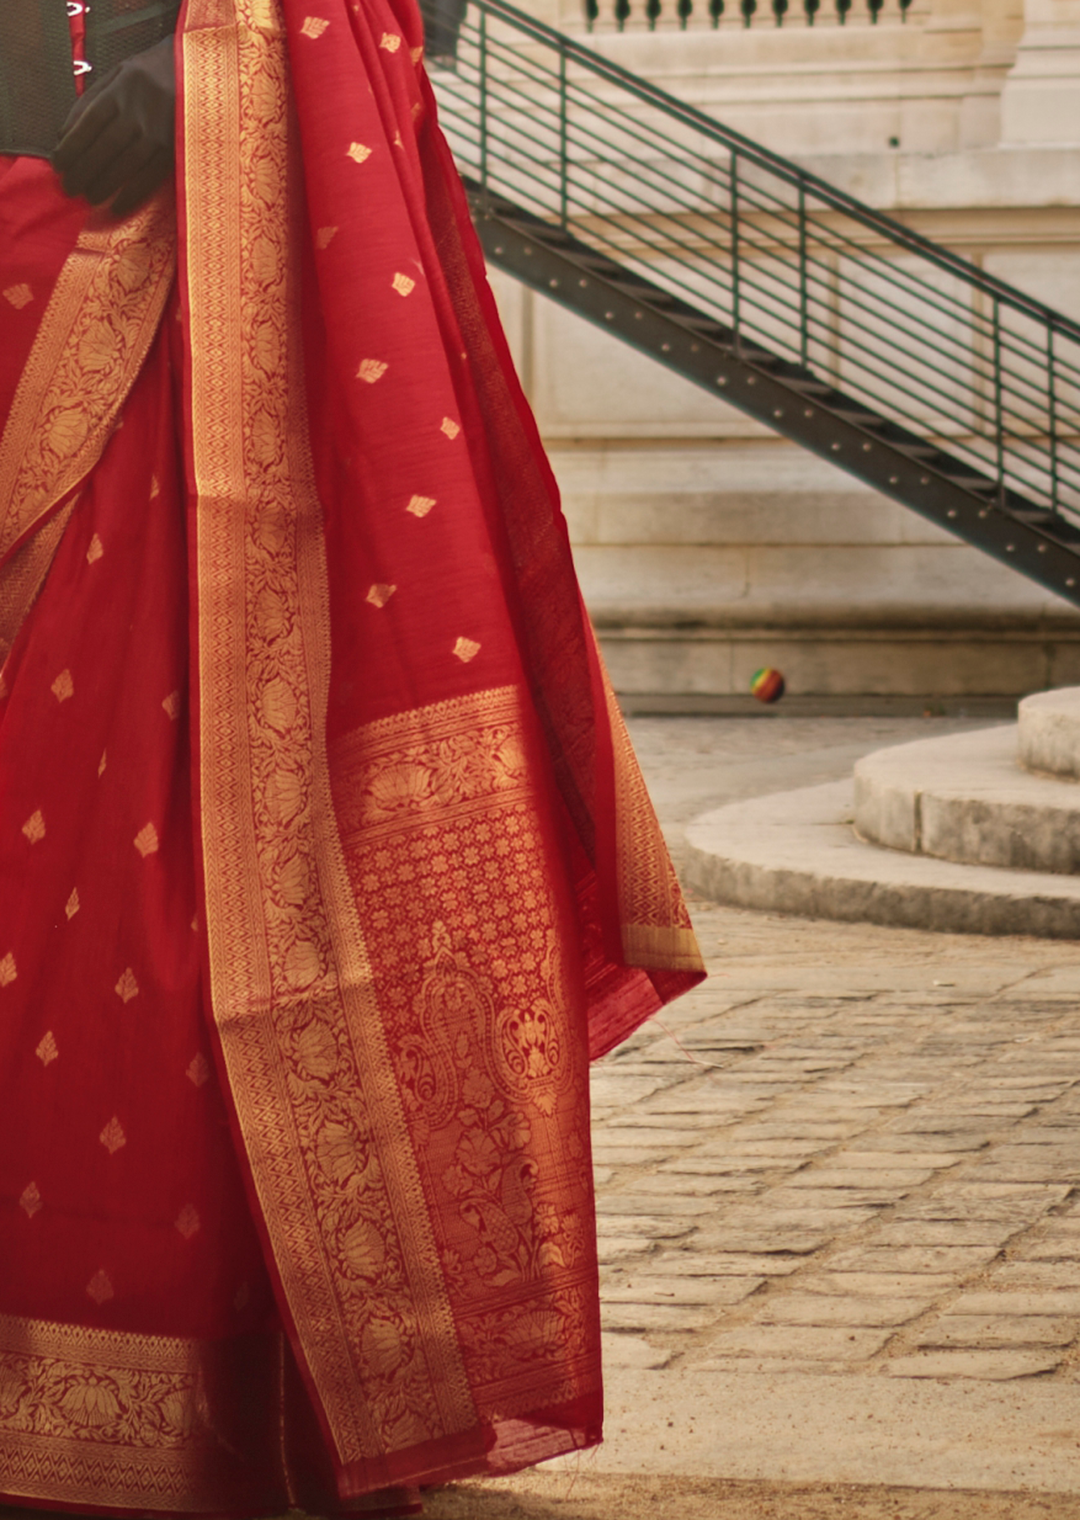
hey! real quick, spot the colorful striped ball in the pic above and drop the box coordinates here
[750,667,785,704]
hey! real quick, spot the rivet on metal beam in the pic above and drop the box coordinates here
[1068,578,1076,588]
[830,442,841,451]
[1038,543,1048,553]
[661,343,671,352]
[549,278,559,288]
[691,345,699,353]
[494,245,504,255]
[947,509,958,518]
[747,377,756,386]
[804,409,813,418]
[979,509,989,518]
[862,442,871,452]
[889,476,899,484]
[604,311,614,320]
[919,476,930,485]
[523,246,532,255]
[716,376,728,386]
[579,279,588,287]
[773,408,783,418]
[1006,544,1016,553]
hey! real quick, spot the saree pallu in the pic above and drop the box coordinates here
[0,0,704,1509]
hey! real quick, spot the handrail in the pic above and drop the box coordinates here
[451,0,1080,342]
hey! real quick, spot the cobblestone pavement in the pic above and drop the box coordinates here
[596,719,1080,1388]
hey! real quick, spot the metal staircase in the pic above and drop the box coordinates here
[430,0,1080,605]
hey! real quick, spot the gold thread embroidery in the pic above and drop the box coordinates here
[0,197,175,564]
[99,1117,126,1154]
[357,358,388,383]
[175,1205,201,1239]
[51,669,73,702]
[366,583,396,609]
[0,1310,285,1511]
[19,1183,42,1218]
[150,474,161,499]
[440,417,460,439]
[316,226,338,249]
[65,888,80,919]
[300,14,329,36]
[22,811,45,843]
[346,142,372,164]
[87,532,104,564]
[3,284,33,310]
[0,497,80,662]
[115,968,139,1003]
[406,494,435,517]
[186,1052,210,1087]
[163,690,181,720]
[452,637,480,663]
[134,822,160,857]
[0,952,16,986]
[185,0,474,1466]
[392,272,415,297]
[86,1270,114,1303]
[98,749,107,777]
[379,31,401,50]
[35,1031,58,1065]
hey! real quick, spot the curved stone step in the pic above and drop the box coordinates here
[1019,686,1080,780]
[684,780,1080,939]
[853,726,1080,875]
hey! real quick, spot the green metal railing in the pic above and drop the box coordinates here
[432,0,1080,590]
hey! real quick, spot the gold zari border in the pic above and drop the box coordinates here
[0,1312,263,1510]
[0,195,175,565]
[184,0,474,1473]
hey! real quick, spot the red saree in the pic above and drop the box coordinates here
[0,1,703,1512]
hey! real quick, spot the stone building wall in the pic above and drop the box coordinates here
[478,0,1080,703]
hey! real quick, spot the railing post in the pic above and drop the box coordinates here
[731,150,740,343]
[1048,323,1060,513]
[479,4,488,195]
[993,298,1005,503]
[798,181,808,369]
[559,37,568,229]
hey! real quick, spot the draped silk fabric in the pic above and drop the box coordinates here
[0,0,703,1510]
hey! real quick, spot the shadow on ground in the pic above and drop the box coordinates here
[424,1475,1080,1518]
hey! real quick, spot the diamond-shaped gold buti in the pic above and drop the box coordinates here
[36,1031,58,1066]
[162,690,181,721]
[149,475,160,499]
[347,142,372,165]
[175,1204,201,1240]
[186,1052,210,1088]
[453,636,481,663]
[366,584,397,609]
[316,225,338,250]
[98,750,107,777]
[134,823,159,858]
[357,358,388,384]
[301,14,329,37]
[86,533,104,564]
[440,416,461,440]
[22,811,45,843]
[406,494,435,518]
[99,1116,126,1154]
[66,888,80,919]
[392,272,415,297]
[0,953,15,987]
[51,669,73,703]
[86,1270,114,1305]
[115,968,139,1003]
[20,1182,42,1218]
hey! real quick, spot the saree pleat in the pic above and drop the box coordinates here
[0,0,704,1505]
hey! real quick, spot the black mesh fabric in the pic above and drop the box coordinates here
[0,0,180,160]
[0,0,79,159]
[84,0,181,94]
